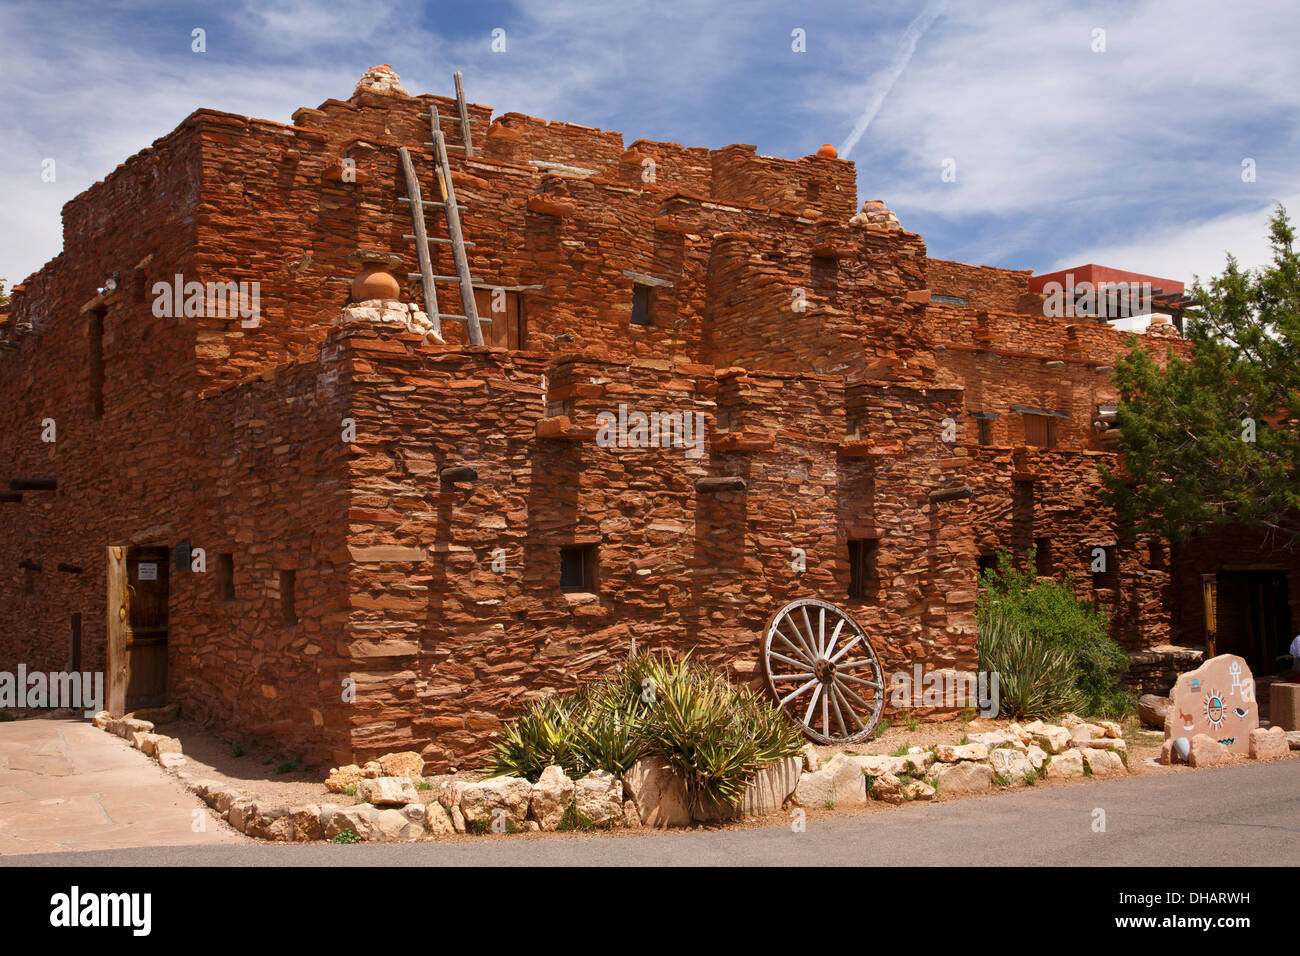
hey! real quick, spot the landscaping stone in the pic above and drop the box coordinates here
[1026,745,1047,772]
[1288,731,1300,750]
[227,798,257,833]
[929,760,995,794]
[459,776,532,829]
[935,742,989,763]
[288,804,322,841]
[361,761,384,779]
[903,749,935,774]
[1081,737,1127,752]
[214,788,254,814]
[969,732,1027,753]
[325,764,365,793]
[1138,694,1169,730]
[357,776,418,806]
[869,772,905,805]
[1188,733,1233,768]
[845,754,908,776]
[1048,748,1085,777]
[902,780,935,801]
[425,801,456,835]
[92,711,112,729]
[622,799,642,828]
[1248,726,1289,761]
[793,754,867,808]
[739,755,802,816]
[1098,720,1124,739]
[529,764,575,831]
[622,757,691,828]
[573,770,623,827]
[246,802,292,841]
[1270,682,1300,732]
[376,751,425,778]
[988,747,1034,783]
[157,752,187,769]
[1030,724,1071,754]
[1082,748,1125,776]
[800,744,820,773]
[376,805,427,842]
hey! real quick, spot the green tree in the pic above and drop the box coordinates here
[1103,205,1300,548]
[0,279,9,307]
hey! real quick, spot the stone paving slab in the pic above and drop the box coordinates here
[0,717,246,855]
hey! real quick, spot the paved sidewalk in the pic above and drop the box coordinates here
[0,717,244,855]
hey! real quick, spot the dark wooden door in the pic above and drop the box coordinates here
[125,546,169,710]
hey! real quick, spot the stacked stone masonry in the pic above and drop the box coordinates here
[2,67,1296,771]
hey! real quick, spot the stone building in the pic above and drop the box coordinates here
[1,66,1294,770]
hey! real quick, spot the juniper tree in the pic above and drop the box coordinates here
[1102,205,1300,548]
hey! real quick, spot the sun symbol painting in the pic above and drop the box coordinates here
[1165,653,1259,755]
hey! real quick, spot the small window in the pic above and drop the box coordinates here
[630,283,653,326]
[560,544,598,593]
[88,309,105,419]
[848,539,879,601]
[1034,538,1053,576]
[216,553,235,602]
[1089,546,1118,590]
[977,417,993,446]
[280,570,297,624]
[977,553,998,581]
[1024,413,1057,449]
[70,613,82,672]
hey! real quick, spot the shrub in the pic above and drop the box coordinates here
[487,652,804,812]
[977,607,1084,718]
[978,549,1131,717]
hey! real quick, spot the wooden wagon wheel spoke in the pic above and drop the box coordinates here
[836,670,883,690]
[780,678,819,706]
[775,628,818,667]
[768,650,814,672]
[778,620,818,663]
[763,599,884,745]
[831,684,866,732]
[828,634,862,664]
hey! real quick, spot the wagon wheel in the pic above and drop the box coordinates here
[763,598,884,745]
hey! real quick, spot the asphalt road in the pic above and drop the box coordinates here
[4,758,1297,866]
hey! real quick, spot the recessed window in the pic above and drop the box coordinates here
[977,417,993,446]
[70,613,82,672]
[848,539,879,601]
[88,309,105,419]
[977,553,998,580]
[1090,546,1118,590]
[630,283,653,326]
[560,544,598,593]
[216,553,235,602]
[1034,537,1053,576]
[280,570,297,624]
[1024,413,1057,449]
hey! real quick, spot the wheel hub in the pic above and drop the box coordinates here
[814,657,836,683]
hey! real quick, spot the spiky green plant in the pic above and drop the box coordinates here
[977,609,1085,718]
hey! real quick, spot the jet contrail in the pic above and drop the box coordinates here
[839,1,947,159]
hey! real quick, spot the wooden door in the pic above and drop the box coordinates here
[474,288,522,349]
[1201,573,1218,658]
[124,546,169,710]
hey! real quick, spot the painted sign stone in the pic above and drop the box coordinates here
[1164,653,1258,755]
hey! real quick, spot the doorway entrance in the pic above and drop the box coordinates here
[1211,569,1291,675]
[106,544,170,712]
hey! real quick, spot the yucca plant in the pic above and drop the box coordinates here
[486,695,576,779]
[977,609,1085,718]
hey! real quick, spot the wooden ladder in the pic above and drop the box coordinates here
[398,71,485,345]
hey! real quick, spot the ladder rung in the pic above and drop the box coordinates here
[402,235,476,246]
[424,142,468,151]
[400,197,468,209]
[439,315,492,323]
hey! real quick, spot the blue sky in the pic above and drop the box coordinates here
[2,0,1298,290]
